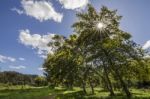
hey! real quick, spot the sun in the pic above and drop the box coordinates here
[96,22,105,29]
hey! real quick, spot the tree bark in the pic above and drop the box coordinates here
[94,69,115,96]
[103,65,115,96]
[82,80,87,94]
[89,78,94,94]
[102,48,131,97]
[115,69,131,98]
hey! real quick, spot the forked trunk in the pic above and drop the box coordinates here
[115,69,131,98]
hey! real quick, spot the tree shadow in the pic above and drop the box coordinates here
[55,90,150,99]
[56,91,86,99]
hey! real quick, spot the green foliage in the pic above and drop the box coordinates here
[34,76,48,87]
[43,4,150,98]
[0,71,37,86]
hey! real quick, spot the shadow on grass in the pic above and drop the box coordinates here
[1,88,150,99]
[53,90,150,99]
[56,91,86,99]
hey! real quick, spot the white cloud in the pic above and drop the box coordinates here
[19,29,55,58]
[0,55,16,63]
[9,65,26,69]
[144,54,150,58]
[59,0,89,10]
[11,7,24,14]
[38,67,45,71]
[13,0,63,22]
[19,57,25,61]
[143,40,150,49]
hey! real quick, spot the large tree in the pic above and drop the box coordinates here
[72,5,145,97]
[43,4,147,98]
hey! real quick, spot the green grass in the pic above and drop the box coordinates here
[0,87,50,99]
[53,87,150,99]
[0,85,150,99]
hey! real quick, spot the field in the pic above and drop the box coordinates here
[0,84,150,99]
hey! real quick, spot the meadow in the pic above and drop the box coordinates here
[0,84,150,99]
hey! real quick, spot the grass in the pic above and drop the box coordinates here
[0,84,150,99]
[0,87,50,99]
[53,87,150,99]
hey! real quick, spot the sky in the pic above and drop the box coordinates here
[0,0,150,75]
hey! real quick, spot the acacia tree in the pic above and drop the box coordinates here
[44,34,81,89]
[72,5,145,97]
[43,4,147,98]
[72,5,121,96]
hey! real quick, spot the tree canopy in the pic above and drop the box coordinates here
[43,5,150,98]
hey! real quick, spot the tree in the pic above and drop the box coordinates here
[0,71,38,86]
[44,4,148,98]
[72,4,145,97]
[34,76,47,86]
[44,34,81,89]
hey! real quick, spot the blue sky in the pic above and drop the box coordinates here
[0,0,150,75]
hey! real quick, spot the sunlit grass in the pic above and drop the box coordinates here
[0,85,150,99]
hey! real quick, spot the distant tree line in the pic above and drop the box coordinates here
[0,71,48,86]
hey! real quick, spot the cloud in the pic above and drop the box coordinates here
[19,29,55,58]
[12,0,63,22]
[11,7,24,14]
[9,65,26,69]
[59,0,89,10]
[143,40,150,49]
[38,67,45,71]
[0,55,16,63]
[144,54,150,58]
[19,57,25,61]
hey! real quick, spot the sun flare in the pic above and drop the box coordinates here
[96,22,105,29]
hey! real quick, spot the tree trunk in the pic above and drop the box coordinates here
[115,69,131,98]
[102,48,130,97]
[82,80,87,94]
[89,78,94,94]
[94,70,115,96]
[103,66,115,96]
